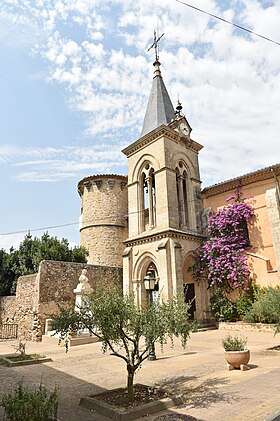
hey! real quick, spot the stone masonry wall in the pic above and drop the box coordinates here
[0,296,17,323]
[15,274,38,341]
[0,261,122,342]
[36,260,122,341]
[78,174,128,267]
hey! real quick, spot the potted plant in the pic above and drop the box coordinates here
[222,334,250,370]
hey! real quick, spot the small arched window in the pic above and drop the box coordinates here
[140,164,156,231]
[176,163,189,228]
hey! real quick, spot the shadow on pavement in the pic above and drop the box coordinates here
[157,374,236,409]
[157,352,197,360]
[0,362,109,421]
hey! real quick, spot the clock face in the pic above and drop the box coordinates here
[179,123,189,136]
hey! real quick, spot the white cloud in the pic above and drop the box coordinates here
[0,144,126,182]
[1,0,280,187]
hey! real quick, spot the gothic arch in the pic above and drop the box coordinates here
[173,154,196,179]
[137,160,157,231]
[175,160,195,229]
[182,252,197,319]
[133,251,159,306]
[131,154,160,183]
[133,251,158,281]
[182,251,196,284]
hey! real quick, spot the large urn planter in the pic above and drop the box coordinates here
[222,334,250,371]
[224,349,250,370]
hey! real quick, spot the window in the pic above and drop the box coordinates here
[176,163,189,228]
[240,218,251,248]
[140,165,156,231]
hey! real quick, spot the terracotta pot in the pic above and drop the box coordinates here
[224,349,250,368]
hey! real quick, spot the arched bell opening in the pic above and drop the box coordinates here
[140,164,156,232]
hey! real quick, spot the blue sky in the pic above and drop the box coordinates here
[0,0,280,251]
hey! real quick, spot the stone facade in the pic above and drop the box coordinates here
[78,174,128,267]
[0,296,17,323]
[0,260,122,341]
[16,274,38,341]
[122,121,211,324]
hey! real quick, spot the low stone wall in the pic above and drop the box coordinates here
[219,321,276,333]
[36,260,122,341]
[16,274,38,341]
[0,296,17,323]
[0,260,123,342]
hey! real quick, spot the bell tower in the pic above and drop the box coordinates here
[122,36,209,323]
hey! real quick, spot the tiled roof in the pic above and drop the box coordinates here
[202,163,280,197]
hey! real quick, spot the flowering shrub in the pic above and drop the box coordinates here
[192,188,255,320]
[195,188,254,292]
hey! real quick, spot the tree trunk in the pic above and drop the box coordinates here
[127,366,135,402]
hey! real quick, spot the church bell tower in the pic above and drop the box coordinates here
[122,36,209,322]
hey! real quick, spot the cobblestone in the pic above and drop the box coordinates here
[0,328,279,420]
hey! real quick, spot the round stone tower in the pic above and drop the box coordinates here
[77,174,128,267]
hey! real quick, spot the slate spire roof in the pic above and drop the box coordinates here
[140,60,175,137]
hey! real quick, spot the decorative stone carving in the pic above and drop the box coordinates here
[120,181,127,190]
[95,179,102,189]
[74,269,93,312]
[108,179,115,189]
[84,181,92,191]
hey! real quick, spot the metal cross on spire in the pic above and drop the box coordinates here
[147,30,164,62]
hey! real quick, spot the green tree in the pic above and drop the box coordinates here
[0,248,19,296]
[244,286,280,326]
[50,284,194,403]
[0,233,88,296]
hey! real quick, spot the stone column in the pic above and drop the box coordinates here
[146,176,154,228]
[178,175,185,227]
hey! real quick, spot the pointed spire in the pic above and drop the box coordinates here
[141,32,175,137]
[140,59,175,137]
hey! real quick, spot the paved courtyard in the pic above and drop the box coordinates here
[0,328,280,421]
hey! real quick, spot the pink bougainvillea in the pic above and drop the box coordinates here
[194,188,254,293]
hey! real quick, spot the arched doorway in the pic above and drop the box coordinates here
[183,254,197,320]
[184,283,196,320]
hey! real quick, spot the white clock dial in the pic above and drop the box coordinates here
[179,123,189,136]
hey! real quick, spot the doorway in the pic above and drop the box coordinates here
[184,283,196,320]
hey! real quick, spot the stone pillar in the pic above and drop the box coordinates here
[146,176,154,228]
[178,175,185,227]
[266,188,280,277]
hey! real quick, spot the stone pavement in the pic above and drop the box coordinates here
[0,328,280,421]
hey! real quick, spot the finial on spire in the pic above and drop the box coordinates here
[175,99,183,118]
[147,30,164,62]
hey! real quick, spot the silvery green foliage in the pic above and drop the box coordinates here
[50,284,194,402]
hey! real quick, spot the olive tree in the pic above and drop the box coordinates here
[50,284,194,402]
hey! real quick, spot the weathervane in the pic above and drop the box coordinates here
[147,30,164,62]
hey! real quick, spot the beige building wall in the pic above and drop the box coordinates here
[123,123,211,324]
[123,234,210,322]
[202,167,280,288]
